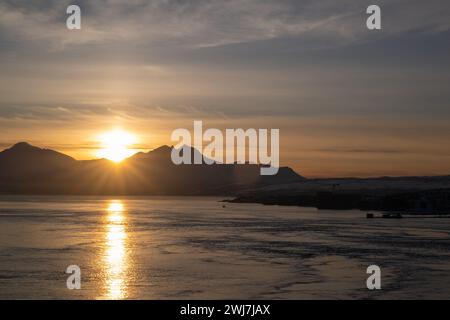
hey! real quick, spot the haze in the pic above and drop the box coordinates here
[1,0,450,177]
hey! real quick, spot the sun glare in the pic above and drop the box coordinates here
[97,130,137,163]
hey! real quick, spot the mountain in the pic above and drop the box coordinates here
[0,142,75,173]
[0,142,305,195]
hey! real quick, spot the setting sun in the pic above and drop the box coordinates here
[97,130,137,163]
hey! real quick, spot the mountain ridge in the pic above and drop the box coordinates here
[0,142,304,195]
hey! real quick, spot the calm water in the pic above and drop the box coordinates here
[0,196,449,299]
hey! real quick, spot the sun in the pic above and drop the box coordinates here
[96,130,137,163]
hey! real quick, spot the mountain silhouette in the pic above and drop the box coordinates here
[0,143,305,195]
[0,142,75,179]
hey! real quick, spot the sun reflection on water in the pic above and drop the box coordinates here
[102,200,129,299]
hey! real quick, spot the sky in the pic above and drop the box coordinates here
[0,0,449,177]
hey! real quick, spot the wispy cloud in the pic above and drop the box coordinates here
[1,0,449,51]
[1,1,450,176]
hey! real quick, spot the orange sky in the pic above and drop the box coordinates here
[1,1,450,178]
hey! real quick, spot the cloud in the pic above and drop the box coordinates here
[1,0,449,52]
[1,1,450,176]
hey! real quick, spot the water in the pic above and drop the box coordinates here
[0,196,449,299]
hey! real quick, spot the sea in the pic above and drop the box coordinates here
[0,195,449,299]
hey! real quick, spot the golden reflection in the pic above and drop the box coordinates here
[102,200,129,299]
[107,201,124,214]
